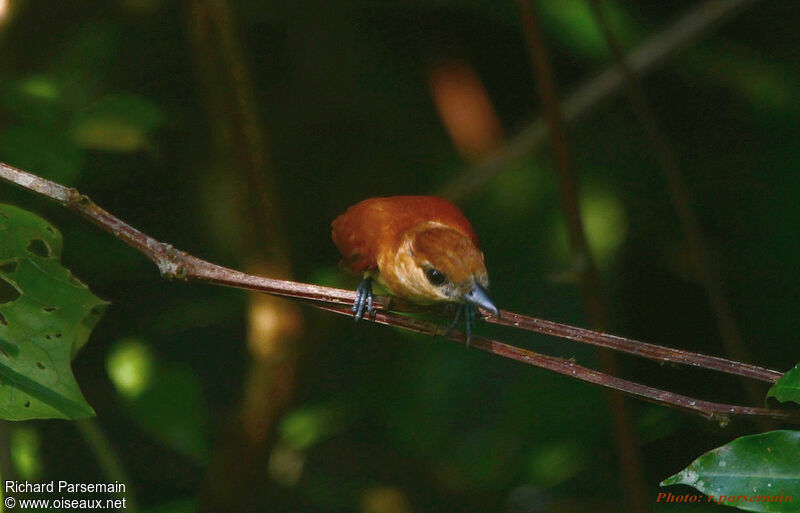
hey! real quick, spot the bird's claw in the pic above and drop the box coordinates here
[444,303,477,346]
[353,277,375,322]
[463,304,476,346]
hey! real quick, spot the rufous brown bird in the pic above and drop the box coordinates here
[331,195,499,342]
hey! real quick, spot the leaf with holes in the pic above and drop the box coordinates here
[0,203,107,420]
[662,430,800,512]
[767,363,800,406]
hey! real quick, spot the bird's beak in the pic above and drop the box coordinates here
[463,283,500,317]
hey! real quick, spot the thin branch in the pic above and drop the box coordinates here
[315,303,797,424]
[514,2,644,510]
[440,0,762,201]
[587,0,763,409]
[0,161,795,422]
[487,311,781,383]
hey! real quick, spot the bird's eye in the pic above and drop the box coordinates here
[425,268,446,286]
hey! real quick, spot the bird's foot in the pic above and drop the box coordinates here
[353,277,375,322]
[464,303,476,346]
[444,303,477,346]
[444,303,463,336]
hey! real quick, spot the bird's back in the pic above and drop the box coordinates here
[331,196,478,273]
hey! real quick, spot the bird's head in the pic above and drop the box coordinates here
[392,224,499,316]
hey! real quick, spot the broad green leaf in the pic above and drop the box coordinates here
[767,364,800,406]
[0,204,107,420]
[662,431,800,512]
[70,93,165,152]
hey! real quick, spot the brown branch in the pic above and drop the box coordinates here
[515,2,645,510]
[0,161,796,423]
[440,0,762,202]
[487,311,781,384]
[587,0,764,411]
[314,303,797,424]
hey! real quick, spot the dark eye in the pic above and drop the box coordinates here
[425,268,446,286]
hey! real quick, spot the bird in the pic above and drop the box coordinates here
[331,195,499,343]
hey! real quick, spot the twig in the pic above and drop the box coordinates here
[315,303,797,423]
[487,311,781,383]
[0,161,795,422]
[514,2,644,510]
[587,0,764,409]
[440,0,762,201]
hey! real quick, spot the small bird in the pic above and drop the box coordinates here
[331,195,499,342]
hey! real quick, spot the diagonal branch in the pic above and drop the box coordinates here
[315,303,796,423]
[487,311,781,383]
[0,161,795,422]
[587,0,764,411]
[440,0,762,201]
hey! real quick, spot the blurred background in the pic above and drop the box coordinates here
[0,0,798,512]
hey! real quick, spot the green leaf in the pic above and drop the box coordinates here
[662,430,800,512]
[767,364,800,406]
[0,204,107,420]
[70,93,165,152]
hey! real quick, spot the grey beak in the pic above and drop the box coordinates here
[463,283,500,317]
